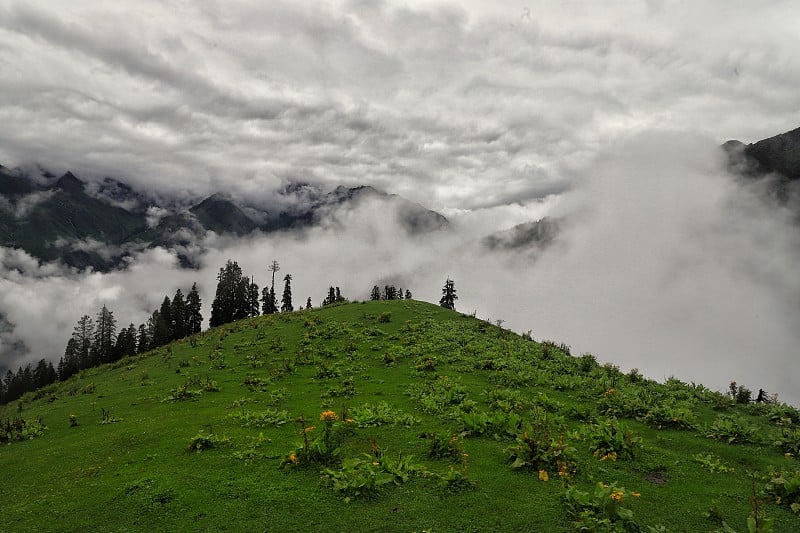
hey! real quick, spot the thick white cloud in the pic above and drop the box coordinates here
[0,0,798,208]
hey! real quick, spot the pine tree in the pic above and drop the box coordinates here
[405,289,412,300]
[210,260,246,327]
[171,289,187,340]
[306,297,312,309]
[151,297,172,347]
[439,278,457,310]
[71,315,94,370]
[323,286,336,306]
[136,323,150,354]
[115,324,138,359]
[281,274,293,312]
[93,305,117,364]
[61,337,80,380]
[248,278,260,317]
[186,283,203,334]
[370,285,381,301]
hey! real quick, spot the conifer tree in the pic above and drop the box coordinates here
[248,278,260,317]
[186,283,203,334]
[152,297,172,347]
[281,274,293,312]
[370,285,381,301]
[93,305,117,364]
[439,278,457,310]
[136,323,150,354]
[72,315,94,370]
[323,286,336,306]
[115,324,138,359]
[405,289,412,300]
[171,289,187,340]
[210,260,246,327]
[306,297,312,309]
[60,338,80,380]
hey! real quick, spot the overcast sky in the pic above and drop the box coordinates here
[1,1,800,402]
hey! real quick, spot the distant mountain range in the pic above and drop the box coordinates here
[3,127,797,272]
[0,166,447,271]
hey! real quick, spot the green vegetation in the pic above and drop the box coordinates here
[1,300,799,531]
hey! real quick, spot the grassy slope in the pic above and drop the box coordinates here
[1,300,798,532]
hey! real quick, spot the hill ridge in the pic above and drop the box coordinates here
[2,300,799,532]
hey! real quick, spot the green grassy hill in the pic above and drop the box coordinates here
[2,301,799,532]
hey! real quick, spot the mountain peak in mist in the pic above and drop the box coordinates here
[54,171,84,193]
[724,126,800,182]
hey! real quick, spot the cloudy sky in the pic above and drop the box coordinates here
[1,1,800,402]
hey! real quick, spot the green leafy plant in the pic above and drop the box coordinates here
[322,457,397,501]
[0,416,46,443]
[426,431,467,462]
[773,420,800,456]
[242,375,271,392]
[163,382,202,402]
[643,402,697,431]
[506,411,575,480]
[281,410,350,467]
[187,430,231,452]
[406,375,471,414]
[564,482,641,532]
[584,418,642,461]
[693,453,735,474]
[437,466,477,492]
[706,415,758,445]
[348,401,420,428]
[763,468,800,513]
[229,408,292,428]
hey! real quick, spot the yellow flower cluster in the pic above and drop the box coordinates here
[288,452,298,464]
[320,410,338,422]
[609,489,640,502]
[538,469,549,482]
[599,451,618,462]
[603,388,617,396]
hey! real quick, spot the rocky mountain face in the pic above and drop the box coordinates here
[0,165,448,271]
[723,126,800,204]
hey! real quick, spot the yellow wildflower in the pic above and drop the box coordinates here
[631,492,641,497]
[610,491,623,502]
[289,452,298,464]
[303,425,315,433]
[600,451,618,462]
[538,470,549,482]
[320,410,338,422]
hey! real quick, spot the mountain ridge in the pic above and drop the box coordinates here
[0,166,448,271]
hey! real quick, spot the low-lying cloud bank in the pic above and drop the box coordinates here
[2,130,798,404]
